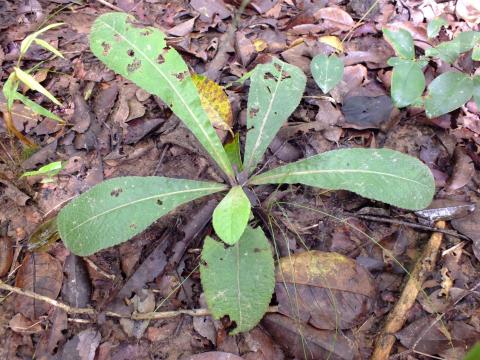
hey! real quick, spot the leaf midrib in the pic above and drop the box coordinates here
[250,168,430,188]
[63,185,225,236]
[245,61,285,172]
[97,17,232,178]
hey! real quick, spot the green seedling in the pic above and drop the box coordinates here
[57,12,435,334]
[1,23,64,147]
[21,160,63,183]
[384,26,480,118]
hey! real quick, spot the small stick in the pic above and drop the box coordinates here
[0,279,278,320]
[371,221,446,360]
[95,0,124,12]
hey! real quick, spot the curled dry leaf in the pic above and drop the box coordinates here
[15,252,63,319]
[275,251,376,330]
[445,147,475,192]
[9,313,43,334]
[314,7,354,32]
[451,207,480,261]
[0,236,14,276]
[262,313,359,360]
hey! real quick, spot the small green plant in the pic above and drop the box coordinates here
[1,23,64,147]
[21,160,63,183]
[384,24,480,118]
[57,13,435,334]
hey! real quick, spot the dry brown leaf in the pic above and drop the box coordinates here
[9,313,43,334]
[0,236,14,277]
[15,252,63,319]
[445,147,475,192]
[456,0,480,24]
[314,7,354,32]
[276,251,376,330]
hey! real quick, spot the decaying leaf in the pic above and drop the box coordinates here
[192,74,233,133]
[0,235,13,276]
[276,251,376,330]
[15,252,63,319]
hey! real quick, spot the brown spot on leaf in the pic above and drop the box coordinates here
[157,54,165,64]
[249,107,259,118]
[129,223,137,229]
[114,34,121,42]
[274,62,282,72]
[101,41,111,56]
[156,199,163,205]
[127,49,134,57]
[127,59,141,73]
[110,188,123,197]
[175,71,189,81]
[264,72,276,81]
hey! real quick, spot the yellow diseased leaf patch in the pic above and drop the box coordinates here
[191,74,233,134]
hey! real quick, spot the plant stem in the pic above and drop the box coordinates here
[2,109,37,148]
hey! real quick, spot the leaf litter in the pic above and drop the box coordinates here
[0,0,480,359]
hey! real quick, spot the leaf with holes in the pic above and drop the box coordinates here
[200,226,275,335]
[311,54,344,94]
[249,148,435,210]
[212,186,251,245]
[57,176,226,256]
[425,71,473,118]
[243,57,306,174]
[192,74,233,133]
[383,28,415,60]
[89,12,233,179]
[427,17,448,38]
[391,59,425,108]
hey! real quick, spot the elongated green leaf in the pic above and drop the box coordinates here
[13,92,63,122]
[200,226,275,334]
[58,176,226,256]
[391,60,425,108]
[2,72,18,110]
[473,45,480,61]
[224,133,243,171]
[89,12,233,179]
[249,148,435,210]
[212,186,251,245]
[473,76,480,109]
[14,67,62,106]
[383,28,415,60]
[34,38,64,58]
[425,31,480,63]
[311,54,344,94]
[243,57,306,174]
[20,22,64,55]
[425,71,473,118]
[21,161,63,178]
[427,17,447,38]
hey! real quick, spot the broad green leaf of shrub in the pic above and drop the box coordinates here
[243,58,306,174]
[57,177,226,256]
[212,186,251,245]
[383,28,415,60]
[425,31,480,64]
[200,226,274,334]
[473,76,480,109]
[89,12,233,180]
[391,60,425,108]
[425,71,473,118]
[427,17,447,38]
[249,148,434,210]
[311,54,344,94]
[472,45,480,61]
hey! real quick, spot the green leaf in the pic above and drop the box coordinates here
[14,67,62,106]
[13,92,63,122]
[425,71,473,118]
[427,17,447,38]
[58,176,226,256]
[200,226,275,334]
[473,76,480,109]
[2,72,18,110]
[243,57,306,174]
[383,28,415,60]
[21,161,63,178]
[89,12,233,180]
[249,148,435,210]
[472,45,480,61]
[391,60,425,108]
[20,22,64,55]
[224,133,243,171]
[33,38,64,58]
[464,343,480,360]
[212,186,251,245]
[425,31,480,63]
[311,54,344,94]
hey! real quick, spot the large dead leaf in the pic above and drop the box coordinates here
[262,313,359,360]
[0,236,13,276]
[275,251,376,330]
[314,7,354,32]
[15,252,63,319]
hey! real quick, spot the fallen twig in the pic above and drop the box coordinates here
[371,221,446,360]
[0,279,278,320]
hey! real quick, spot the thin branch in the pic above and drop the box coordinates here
[0,280,278,321]
[95,0,124,12]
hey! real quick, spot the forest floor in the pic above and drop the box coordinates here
[1,0,480,359]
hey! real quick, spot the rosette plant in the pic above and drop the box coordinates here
[57,13,435,334]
